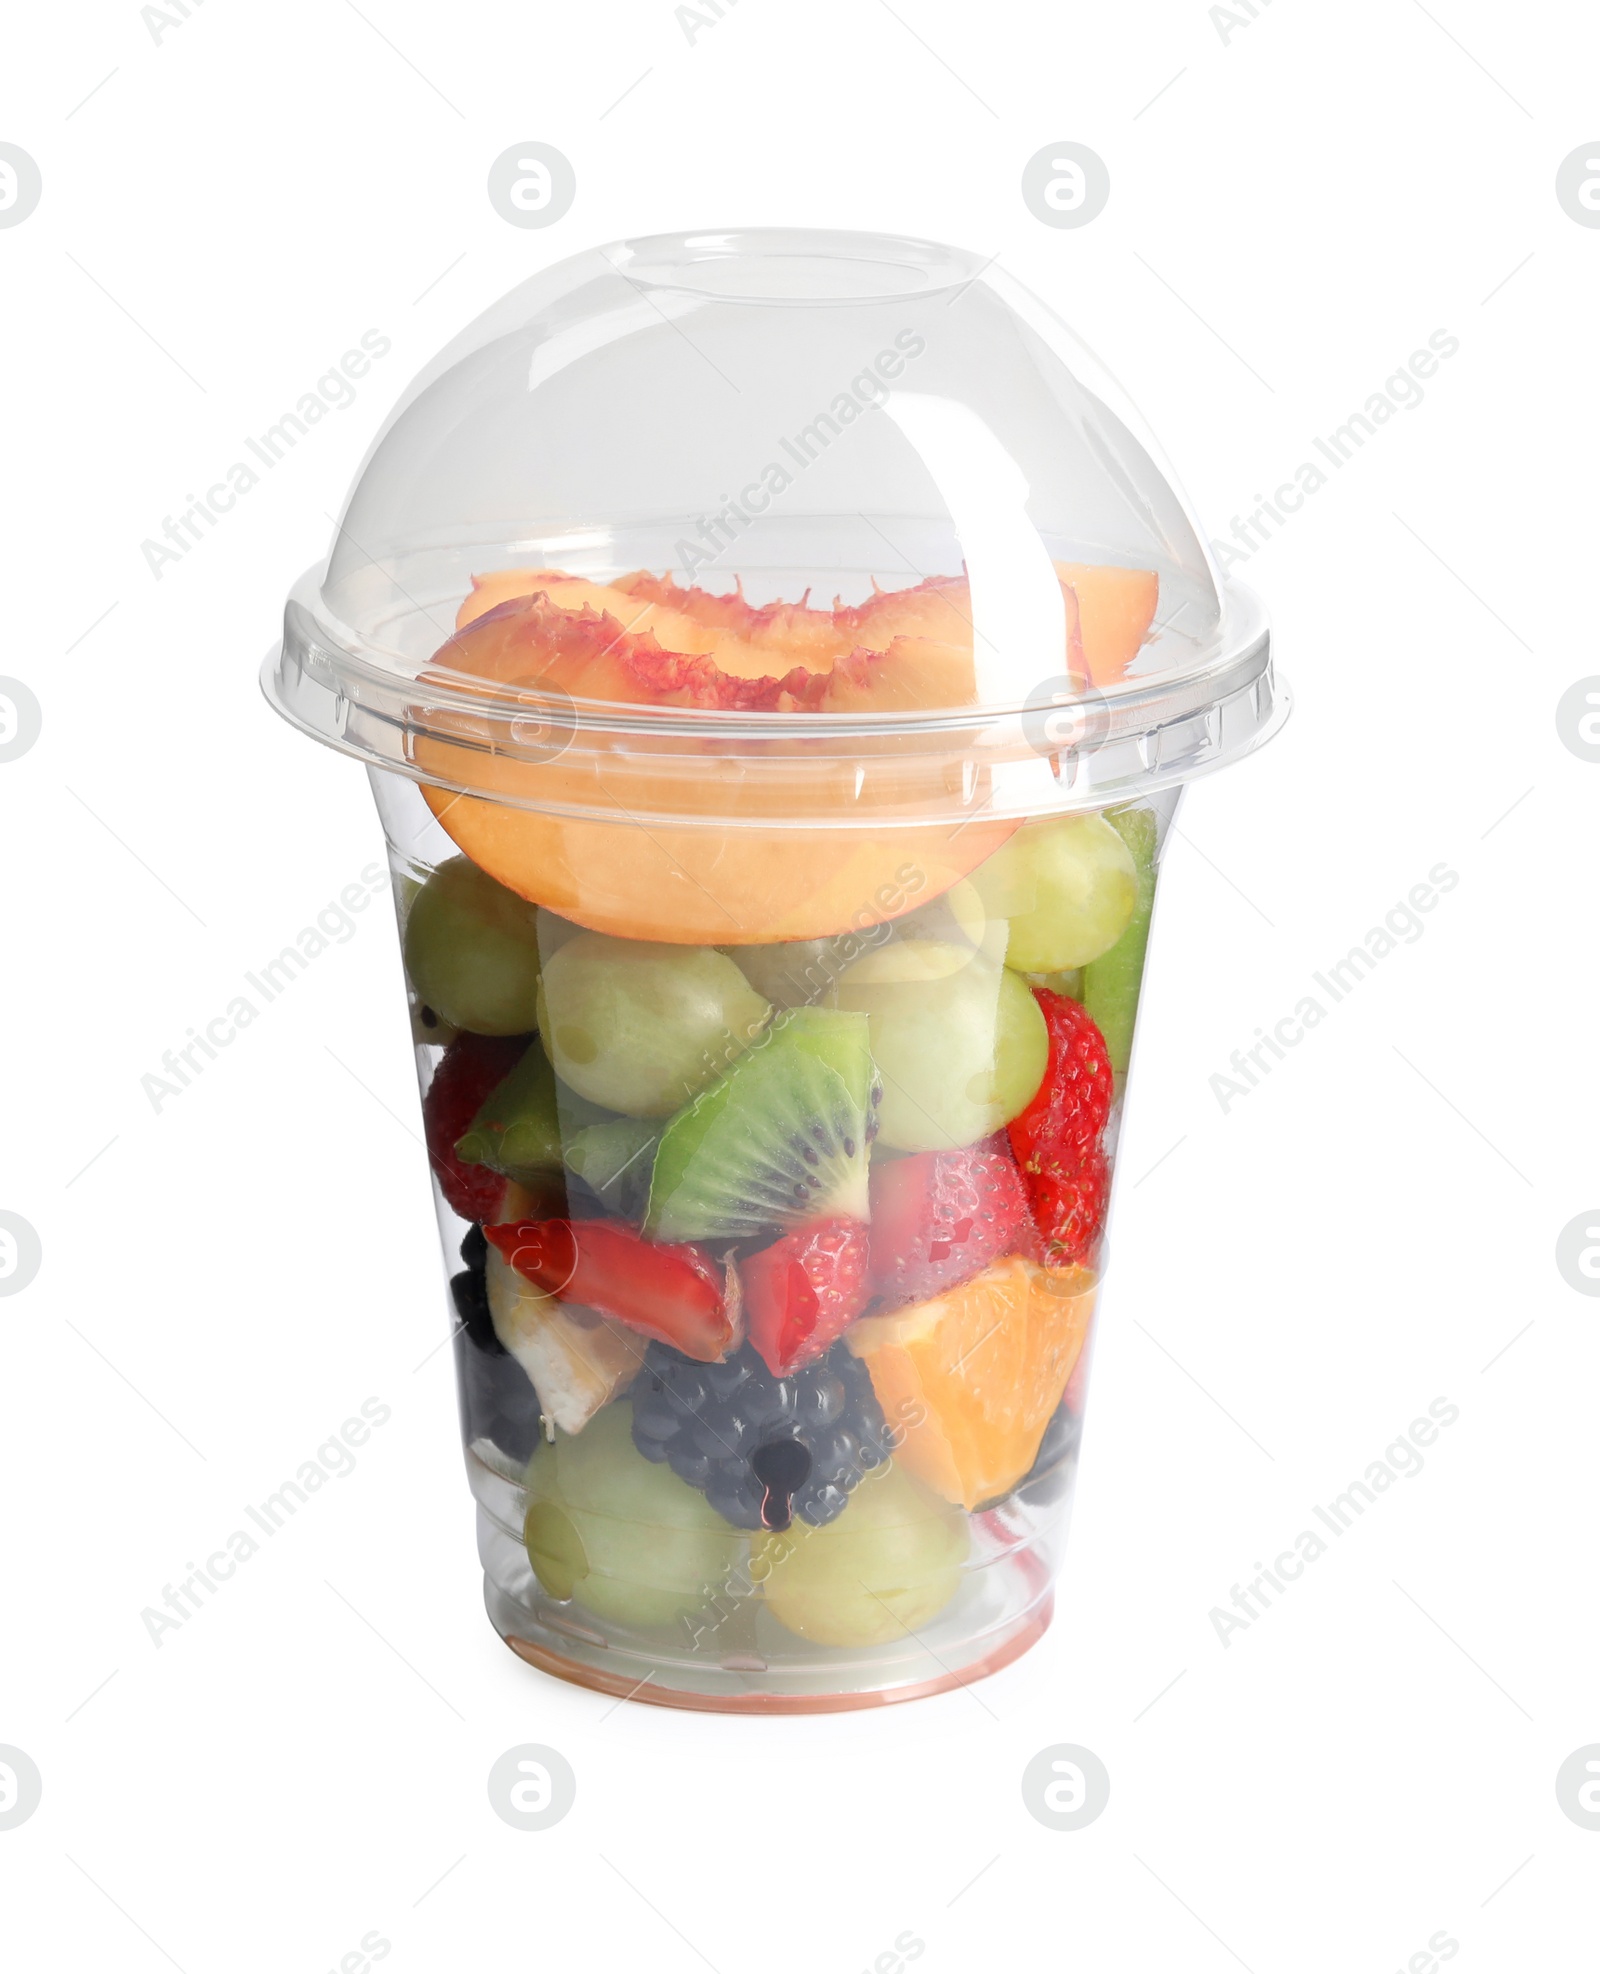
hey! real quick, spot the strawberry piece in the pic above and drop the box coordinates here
[1025,1155,1110,1267]
[423,1033,529,1221]
[484,1218,736,1364]
[743,1219,871,1377]
[1009,989,1113,1166]
[1007,990,1114,1266]
[868,1139,1035,1308]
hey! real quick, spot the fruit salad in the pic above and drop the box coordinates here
[397,559,1170,1708]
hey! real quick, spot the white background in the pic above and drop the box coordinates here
[2,1,1597,1968]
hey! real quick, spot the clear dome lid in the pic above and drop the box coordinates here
[265,228,1283,824]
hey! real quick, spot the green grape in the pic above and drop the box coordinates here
[402,855,544,1035]
[883,876,992,953]
[729,937,856,1010]
[972,814,1138,973]
[757,1460,968,1647]
[829,938,1047,1152]
[1029,967,1084,1002]
[536,907,584,959]
[523,1405,747,1629]
[536,933,772,1119]
[728,879,995,1011]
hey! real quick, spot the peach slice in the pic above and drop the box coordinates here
[1054,562,1160,686]
[458,570,850,684]
[415,786,1013,946]
[458,568,577,628]
[614,570,849,673]
[437,592,819,711]
[838,572,982,648]
[438,594,983,717]
[412,604,1017,941]
[818,636,975,713]
[411,566,1145,943]
[453,562,1147,690]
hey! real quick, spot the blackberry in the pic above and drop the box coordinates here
[630,1341,890,1531]
[450,1249,542,1465]
[996,1399,1083,1510]
[450,1265,502,1354]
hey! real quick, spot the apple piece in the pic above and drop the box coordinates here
[484,1246,645,1434]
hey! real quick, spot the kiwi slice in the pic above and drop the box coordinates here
[1083,806,1158,1075]
[644,1008,879,1242]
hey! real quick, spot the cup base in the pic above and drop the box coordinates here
[490,1581,1054,1714]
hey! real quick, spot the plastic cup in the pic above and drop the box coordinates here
[264,229,1285,1711]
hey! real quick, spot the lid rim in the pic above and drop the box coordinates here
[607,225,984,304]
[260,643,1292,821]
[284,565,1272,744]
